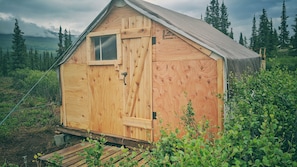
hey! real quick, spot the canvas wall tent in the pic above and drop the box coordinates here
[57,0,261,143]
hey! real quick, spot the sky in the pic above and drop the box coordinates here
[0,0,296,41]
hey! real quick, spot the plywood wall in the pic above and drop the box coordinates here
[66,41,88,64]
[93,6,140,32]
[152,23,220,141]
[60,64,89,129]
[153,23,210,62]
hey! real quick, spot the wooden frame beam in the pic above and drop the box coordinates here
[57,126,151,149]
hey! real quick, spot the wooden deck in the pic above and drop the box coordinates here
[38,142,149,166]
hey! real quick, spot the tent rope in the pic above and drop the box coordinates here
[0,54,63,126]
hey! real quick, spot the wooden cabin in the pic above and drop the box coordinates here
[57,0,260,143]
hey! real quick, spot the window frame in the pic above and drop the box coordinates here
[87,30,121,65]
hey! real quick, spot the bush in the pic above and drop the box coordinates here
[10,68,60,102]
[227,67,297,160]
[145,67,297,166]
[267,57,297,71]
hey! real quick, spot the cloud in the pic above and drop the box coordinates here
[0,16,58,37]
[0,0,110,34]
[0,12,14,20]
[0,0,296,41]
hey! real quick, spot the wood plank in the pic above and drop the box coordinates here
[39,142,93,160]
[67,41,88,64]
[123,117,152,129]
[88,65,123,136]
[56,126,151,149]
[174,32,212,57]
[60,65,67,126]
[94,6,140,32]
[121,27,151,39]
[125,37,150,117]
[61,64,89,130]
[121,15,152,141]
[62,153,84,166]
[217,58,224,130]
[154,23,211,62]
[39,143,149,167]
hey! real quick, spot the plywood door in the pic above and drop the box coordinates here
[89,66,123,136]
[121,16,153,141]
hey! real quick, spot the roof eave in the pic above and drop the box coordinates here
[58,1,113,65]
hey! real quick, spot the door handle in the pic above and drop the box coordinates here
[121,72,127,85]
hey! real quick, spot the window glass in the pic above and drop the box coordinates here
[91,35,117,61]
[101,35,117,60]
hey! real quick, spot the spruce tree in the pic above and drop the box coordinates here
[292,14,297,49]
[267,19,277,56]
[279,0,289,48]
[1,49,9,76]
[34,49,39,70]
[68,30,72,47]
[229,27,234,39]
[207,0,220,29]
[64,29,69,50]
[250,15,258,51]
[0,48,3,76]
[239,32,244,45]
[11,19,27,71]
[204,6,211,24]
[57,26,64,57]
[244,36,248,47]
[258,9,269,50]
[219,1,230,35]
[28,47,34,69]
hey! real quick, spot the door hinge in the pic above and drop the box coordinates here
[152,111,157,120]
[152,37,156,45]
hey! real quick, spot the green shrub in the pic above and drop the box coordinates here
[145,67,297,166]
[226,67,297,160]
[81,137,107,167]
[10,68,60,102]
[267,57,297,71]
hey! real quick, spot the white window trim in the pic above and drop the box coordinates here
[86,29,121,65]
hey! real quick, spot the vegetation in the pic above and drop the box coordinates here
[0,69,60,139]
[57,26,72,58]
[75,67,297,166]
[11,19,27,71]
[204,0,232,37]
[0,69,61,166]
[148,67,297,166]
[279,0,290,48]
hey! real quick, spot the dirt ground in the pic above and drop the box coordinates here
[0,126,82,166]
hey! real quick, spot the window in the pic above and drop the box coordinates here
[87,31,121,65]
[91,35,117,61]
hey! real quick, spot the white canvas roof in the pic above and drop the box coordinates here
[59,0,261,75]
